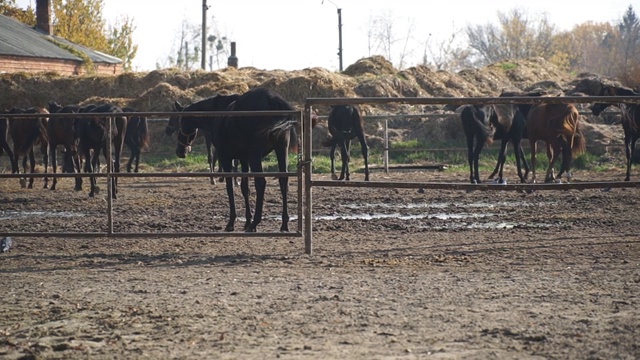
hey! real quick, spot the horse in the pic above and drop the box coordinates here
[460,104,495,184]
[591,85,640,181]
[0,116,17,173]
[168,96,240,184]
[47,101,83,190]
[4,107,50,189]
[76,104,127,198]
[527,103,586,183]
[175,87,298,232]
[322,104,370,181]
[482,103,530,184]
[122,107,150,173]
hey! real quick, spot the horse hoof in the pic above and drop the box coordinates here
[94,186,101,194]
[331,174,338,180]
[19,178,26,188]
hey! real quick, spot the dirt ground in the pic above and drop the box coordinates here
[0,168,639,359]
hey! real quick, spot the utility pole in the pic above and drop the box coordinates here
[337,7,343,71]
[323,1,343,72]
[201,0,208,70]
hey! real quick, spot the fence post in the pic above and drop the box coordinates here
[384,119,389,174]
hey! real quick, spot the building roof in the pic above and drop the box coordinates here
[0,14,122,64]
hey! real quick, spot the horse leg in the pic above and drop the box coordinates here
[518,144,530,181]
[27,148,36,189]
[207,136,216,185]
[274,144,290,232]
[529,140,538,183]
[512,137,526,183]
[624,134,633,181]
[559,138,573,182]
[628,137,639,181]
[329,142,338,180]
[545,142,558,183]
[495,139,509,183]
[357,133,370,181]
[72,150,83,191]
[50,145,58,190]
[339,139,351,180]
[238,161,252,231]
[222,156,238,232]
[466,135,475,183]
[41,141,49,189]
[233,159,240,186]
[247,155,267,232]
[85,149,97,197]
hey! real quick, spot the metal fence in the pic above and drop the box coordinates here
[2,96,640,255]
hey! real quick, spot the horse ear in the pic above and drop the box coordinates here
[174,101,184,111]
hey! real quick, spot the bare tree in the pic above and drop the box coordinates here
[365,10,415,69]
[466,8,557,66]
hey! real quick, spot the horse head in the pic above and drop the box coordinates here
[166,101,185,136]
[175,113,197,159]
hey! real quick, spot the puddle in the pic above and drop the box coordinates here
[0,210,86,220]
[313,212,493,221]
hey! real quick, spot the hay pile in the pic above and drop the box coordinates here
[0,56,624,151]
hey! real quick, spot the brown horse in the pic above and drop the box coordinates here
[527,103,586,183]
[591,85,640,181]
[5,107,50,189]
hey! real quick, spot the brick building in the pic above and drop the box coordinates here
[0,0,123,76]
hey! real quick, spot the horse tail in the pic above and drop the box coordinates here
[138,116,150,150]
[321,133,338,148]
[289,126,299,154]
[570,123,586,157]
[20,116,49,153]
[562,107,585,157]
[461,105,494,145]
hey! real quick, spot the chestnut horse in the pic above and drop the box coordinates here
[527,103,586,183]
[322,104,370,181]
[591,85,640,181]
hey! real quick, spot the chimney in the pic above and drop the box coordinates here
[35,0,52,35]
[227,42,238,68]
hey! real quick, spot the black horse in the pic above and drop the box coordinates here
[166,102,222,184]
[0,116,17,173]
[592,85,640,181]
[460,104,495,184]
[47,101,83,190]
[4,107,50,189]
[322,104,370,181]
[482,103,530,183]
[122,107,150,173]
[175,87,298,232]
[76,104,127,198]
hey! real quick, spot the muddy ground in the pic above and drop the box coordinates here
[0,168,639,359]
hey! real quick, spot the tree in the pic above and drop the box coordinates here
[0,0,35,25]
[365,10,415,70]
[466,8,557,67]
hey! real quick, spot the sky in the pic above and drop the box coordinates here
[15,0,635,72]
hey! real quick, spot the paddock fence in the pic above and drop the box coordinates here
[1,96,640,255]
[302,95,640,254]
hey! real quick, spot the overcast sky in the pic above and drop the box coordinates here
[15,0,635,71]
